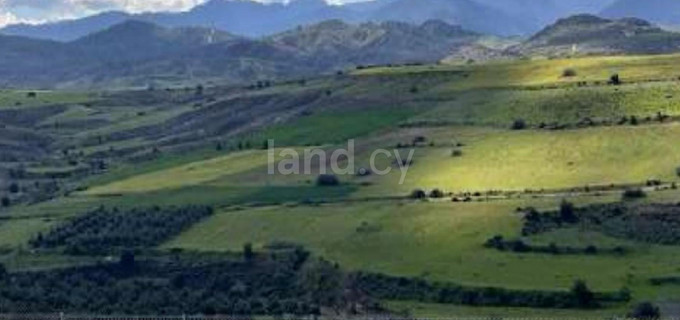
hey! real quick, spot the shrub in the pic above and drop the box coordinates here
[8,183,18,194]
[675,166,680,177]
[412,136,427,144]
[609,74,621,85]
[562,68,577,77]
[559,200,578,223]
[628,302,661,319]
[511,119,527,130]
[429,189,445,198]
[316,174,340,187]
[356,168,372,177]
[451,149,463,157]
[243,243,255,262]
[584,245,598,255]
[410,189,427,199]
[570,280,597,308]
[0,197,9,208]
[622,188,646,200]
[630,115,639,125]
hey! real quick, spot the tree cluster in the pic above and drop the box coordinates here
[30,206,214,255]
[355,273,628,309]
[0,249,372,315]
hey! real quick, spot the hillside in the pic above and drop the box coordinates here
[509,14,680,56]
[0,19,483,88]
[269,19,480,66]
[4,54,680,317]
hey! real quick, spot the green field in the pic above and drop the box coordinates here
[0,90,93,109]
[356,124,680,194]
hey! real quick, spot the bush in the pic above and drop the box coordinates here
[630,115,639,125]
[562,68,577,77]
[609,74,621,85]
[429,189,445,198]
[559,200,578,223]
[0,197,9,208]
[8,183,18,194]
[451,149,463,157]
[628,302,661,319]
[410,189,427,199]
[622,188,646,200]
[511,119,527,130]
[316,174,340,186]
[584,245,597,255]
[570,280,597,308]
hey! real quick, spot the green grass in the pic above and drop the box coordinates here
[355,54,680,91]
[384,300,626,318]
[414,81,680,127]
[255,107,419,146]
[355,124,680,195]
[165,197,680,311]
[0,218,59,249]
[0,90,93,109]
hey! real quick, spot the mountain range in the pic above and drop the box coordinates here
[0,0,637,41]
[1,12,679,90]
[0,19,482,88]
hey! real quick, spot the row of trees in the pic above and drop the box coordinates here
[484,235,628,256]
[521,201,680,245]
[355,273,629,309]
[30,205,214,255]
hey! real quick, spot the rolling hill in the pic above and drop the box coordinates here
[509,14,680,56]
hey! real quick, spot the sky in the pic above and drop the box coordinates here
[0,0,364,27]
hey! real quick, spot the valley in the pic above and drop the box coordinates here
[2,47,680,317]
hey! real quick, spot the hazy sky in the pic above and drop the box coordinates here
[0,0,366,27]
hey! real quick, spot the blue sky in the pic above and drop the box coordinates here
[0,0,365,27]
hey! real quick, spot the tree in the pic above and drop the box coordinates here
[562,68,577,77]
[429,189,445,198]
[630,115,639,125]
[119,250,135,276]
[410,189,427,199]
[243,243,254,262]
[316,174,340,187]
[559,199,578,223]
[1,197,9,208]
[629,302,661,319]
[511,119,527,130]
[8,182,19,194]
[570,280,596,308]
